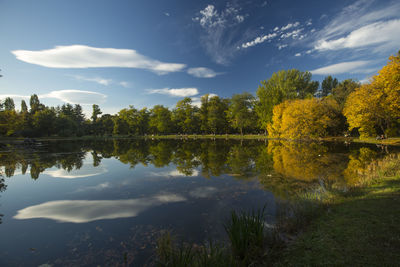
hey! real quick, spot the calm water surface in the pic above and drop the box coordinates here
[0,139,396,266]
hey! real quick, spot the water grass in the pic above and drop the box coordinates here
[224,207,266,263]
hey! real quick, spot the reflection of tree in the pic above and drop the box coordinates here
[172,141,201,176]
[148,141,175,168]
[343,147,379,186]
[113,140,150,168]
[266,141,347,185]
[226,143,258,178]
[199,140,230,178]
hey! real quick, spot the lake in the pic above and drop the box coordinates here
[0,139,396,266]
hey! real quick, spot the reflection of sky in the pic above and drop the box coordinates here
[43,153,107,179]
[14,194,186,223]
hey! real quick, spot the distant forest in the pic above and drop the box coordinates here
[1,51,399,139]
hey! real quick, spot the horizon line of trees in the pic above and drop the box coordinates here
[1,51,399,139]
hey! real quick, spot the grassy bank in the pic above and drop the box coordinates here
[280,153,400,266]
[1,134,400,146]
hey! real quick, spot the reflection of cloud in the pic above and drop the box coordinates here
[151,169,199,178]
[189,186,217,198]
[14,194,186,223]
[75,182,111,192]
[43,153,107,179]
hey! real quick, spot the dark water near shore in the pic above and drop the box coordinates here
[0,139,397,266]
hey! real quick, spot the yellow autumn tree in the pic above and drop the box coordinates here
[344,51,400,138]
[268,98,341,139]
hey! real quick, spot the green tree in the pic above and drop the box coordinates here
[172,97,200,134]
[256,69,319,134]
[321,76,338,97]
[149,105,173,134]
[33,108,56,136]
[208,96,229,134]
[21,100,28,113]
[227,93,256,135]
[4,97,15,111]
[91,104,102,122]
[331,79,360,109]
[200,94,210,133]
[29,94,44,114]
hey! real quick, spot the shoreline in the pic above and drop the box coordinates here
[1,135,400,146]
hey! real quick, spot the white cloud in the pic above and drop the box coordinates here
[147,88,199,97]
[40,90,107,104]
[193,4,246,65]
[317,0,400,40]
[0,90,107,106]
[278,44,288,50]
[295,53,301,57]
[311,60,374,75]
[281,29,303,39]
[13,194,186,223]
[11,45,186,74]
[164,12,170,17]
[273,26,279,31]
[187,67,219,78]
[241,33,277,49]
[315,19,400,52]
[0,94,30,102]
[119,81,130,88]
[281,22,300,31]
[70,75,112,86]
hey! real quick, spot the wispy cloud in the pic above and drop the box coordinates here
[281,22,300,31]
[119,81,130,88]
[12,45,186,74]
[193,4,246,65]
[310,60,374,75]
[69,75,112,86]
[0,90,107,105]
[315,19,400,52]
[313,0,400,53]
[147,88,199,97]
[69,74,130,87]
[187,67,219,78]
[240,33,277,49]
[41,90,107,104]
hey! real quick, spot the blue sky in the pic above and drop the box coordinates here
[0,0,399,116]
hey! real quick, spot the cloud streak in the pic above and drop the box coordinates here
[187,67,219,78]
[12,45,186,74]
[147,88,199,97]
[311,61,374,75]
[315,19,400,52]
[41,90,107,104]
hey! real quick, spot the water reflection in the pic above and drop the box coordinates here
[14,194,186,223]
[0,139,398,266]
[0,139,395,195]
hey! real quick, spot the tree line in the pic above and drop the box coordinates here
[1,51,399,138]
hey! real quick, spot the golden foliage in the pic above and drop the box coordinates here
[344,52,400,138]
[268,98,341,139]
